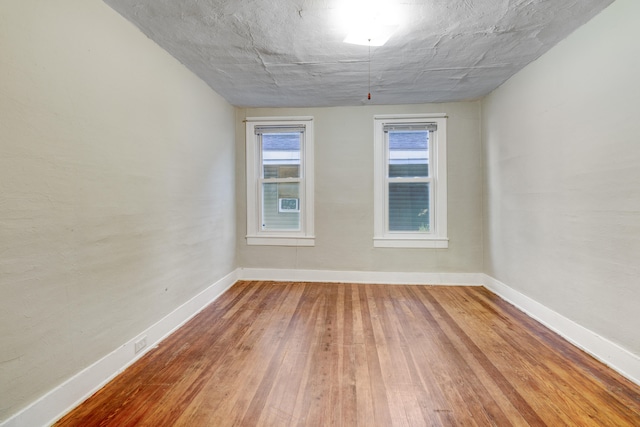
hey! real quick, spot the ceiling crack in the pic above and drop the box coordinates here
[242,20,280,88]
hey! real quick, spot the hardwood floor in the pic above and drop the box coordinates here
[55,281,640,426]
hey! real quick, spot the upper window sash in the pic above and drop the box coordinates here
[258,129,303,182]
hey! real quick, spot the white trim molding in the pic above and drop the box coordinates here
[245,236,315,247]
[373,113,447,120]
[238,268,483,286]
[483,274,640,387]
[245,116,314,122]
[1,270,239,427]
[373,237,449,248]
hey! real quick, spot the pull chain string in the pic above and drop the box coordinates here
[368,39,371,100]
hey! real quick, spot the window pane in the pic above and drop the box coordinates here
[262,133,301,178]
[262,182,300,230]
[388,131,428,178]
[388,182,430,232]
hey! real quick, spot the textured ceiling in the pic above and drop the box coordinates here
[103,0,613,107]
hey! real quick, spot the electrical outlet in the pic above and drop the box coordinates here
[134,336,147,354]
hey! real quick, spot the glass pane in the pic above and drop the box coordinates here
[262,182,300,231]
[388,182,430,232]
[388,130,428,178]
[262,133,301,178]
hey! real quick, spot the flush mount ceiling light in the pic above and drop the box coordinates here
[344,25,397,47]
[339,0,401,46]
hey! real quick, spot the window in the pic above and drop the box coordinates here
[245,117,314,246]
[373,114,448,248]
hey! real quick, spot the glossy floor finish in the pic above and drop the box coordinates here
[55,281,640,426]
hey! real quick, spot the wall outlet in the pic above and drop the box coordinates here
[134,336,147,354]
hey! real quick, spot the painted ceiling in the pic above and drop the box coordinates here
[103,0,614,107]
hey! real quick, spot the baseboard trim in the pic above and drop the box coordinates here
[238,268,484,286]
[482,274,640,386]
[1,270,239,427]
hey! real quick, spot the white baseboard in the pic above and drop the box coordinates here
[482,274,640,387]
[238,267,484,286]
[1,270,239,427]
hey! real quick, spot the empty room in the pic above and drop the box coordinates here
[1,0,639,426]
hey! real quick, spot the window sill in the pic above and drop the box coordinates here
[246,235,315,247]
[373,237,449,249]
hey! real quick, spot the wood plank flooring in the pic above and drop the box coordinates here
[55,281,640,426]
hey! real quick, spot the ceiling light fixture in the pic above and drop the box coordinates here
[339,0,400,47]
[344,25,397,47]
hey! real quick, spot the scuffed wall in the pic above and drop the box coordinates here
[0,0,235,422]
[482,0,640,356]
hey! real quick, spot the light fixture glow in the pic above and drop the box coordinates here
[339,0,401,46]
[344,25,397,47]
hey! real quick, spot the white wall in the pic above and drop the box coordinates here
[236,103,483,273]
[482,0,640,357]
[0,0,236,422]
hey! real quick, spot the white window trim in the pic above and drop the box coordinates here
[373,114,448,248]
[245,116,315,246]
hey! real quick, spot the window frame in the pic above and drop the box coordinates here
[245,116,315,246]
[373,114,448,248]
